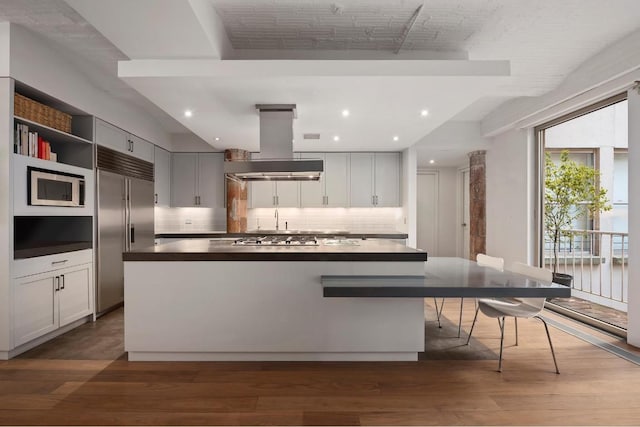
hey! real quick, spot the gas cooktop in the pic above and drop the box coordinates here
[233,236,319,246]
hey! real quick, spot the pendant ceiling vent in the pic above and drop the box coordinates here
[224,104,323,181]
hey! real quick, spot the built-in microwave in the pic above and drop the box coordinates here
[28,166,85,207]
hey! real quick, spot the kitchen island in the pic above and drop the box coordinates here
[123,238,427,361]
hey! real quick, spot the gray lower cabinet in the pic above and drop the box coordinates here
[13,262,92,347]
[171,152,224,207]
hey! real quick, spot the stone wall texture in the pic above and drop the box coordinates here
[468,150,486,260]
[225,149,250,232]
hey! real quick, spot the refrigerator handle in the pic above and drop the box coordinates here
[131,226,135,244]
[125,179,132,251]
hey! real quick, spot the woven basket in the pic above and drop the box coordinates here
[14,93,72,134]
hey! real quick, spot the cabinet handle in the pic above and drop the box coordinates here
[272,196,276,206]
[198,196,201,205]
[195,196,198,206]
[372,195,375,205]
[155,193,158,204]
[51,259,68,266]
[276,195,279,206]
[131,140,134,152]
[60,274,65,290]
[54,276,60,292]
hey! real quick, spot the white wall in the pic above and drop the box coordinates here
[170,133,217,152]
[485,129,533,266]
[8,24,172,150]
[627,88,640,347]
[0,23,9,76]
[0,78,13,353]
[402,147,417,247]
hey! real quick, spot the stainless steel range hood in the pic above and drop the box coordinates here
[224,104,323,181]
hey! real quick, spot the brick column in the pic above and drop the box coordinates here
[225,149,250,233]
[468,150,486,260]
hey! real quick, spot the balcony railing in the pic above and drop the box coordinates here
[544,229,628,313]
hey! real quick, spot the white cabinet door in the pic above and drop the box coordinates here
[374,153,400,207]
[13,272,58,347]
[250,181,276,208]
[324,153,349,207]
[171,153,198,207]
[129,134,154,163]
[300,153,324,207]
[275,182,299,207]
[197,153,225,208]
[95,119,128,154]
[58,264,93,328]
[349,153,375,207]
[154,146,171,206]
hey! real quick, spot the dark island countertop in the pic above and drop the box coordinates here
[155,231,409,240]
[124,238,426,262]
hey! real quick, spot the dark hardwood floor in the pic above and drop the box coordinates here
[3,302,640,426]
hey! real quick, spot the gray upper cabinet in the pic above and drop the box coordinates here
[95,118,154,163]
[197,153,225,208]
[171,152,225,208]
[171,153,197,207]
[373,152,400,207]
[349,152,400,207]
[154,146,171,206]
[300,153,349,207]
[248,152,299,208]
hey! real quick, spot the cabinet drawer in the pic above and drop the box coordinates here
[13,249,93,278]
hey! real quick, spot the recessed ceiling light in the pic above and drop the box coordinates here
[184,109,193,118]
[333,135,340,142]
[214,137,220,142]
[393,136,399,141]
[429,159,435,164]
[421,109,429,117]
[341,109,350,117]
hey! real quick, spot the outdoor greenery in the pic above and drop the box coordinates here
[544,150,611,274]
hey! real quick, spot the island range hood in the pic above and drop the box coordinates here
[224,104,323,181]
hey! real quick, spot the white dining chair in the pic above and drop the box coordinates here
[465,261,560,373]
[433,254,504,337]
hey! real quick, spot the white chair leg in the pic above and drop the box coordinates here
[515,317,519,346]
[498,317,505,372]
[457,298,464,338]
[465,305,480,345]
[536,315,560,374]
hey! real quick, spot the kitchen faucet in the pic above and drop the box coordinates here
[275,209,279,230]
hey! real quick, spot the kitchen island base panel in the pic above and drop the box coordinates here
[128,351,417,362]
[124,261,425,361]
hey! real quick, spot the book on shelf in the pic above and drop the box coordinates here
[15,122,55,161]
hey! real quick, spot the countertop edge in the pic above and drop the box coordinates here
[123,252,427,262]
[155,232,409,239]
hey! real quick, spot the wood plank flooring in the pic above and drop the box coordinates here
[2,301,640,425]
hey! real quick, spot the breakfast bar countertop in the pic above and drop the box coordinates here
[124,237,426,262]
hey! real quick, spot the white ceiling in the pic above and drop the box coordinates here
[4,0,640,165]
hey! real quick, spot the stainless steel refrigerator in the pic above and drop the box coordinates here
[96,146,154,314]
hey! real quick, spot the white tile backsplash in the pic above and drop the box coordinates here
[248,207,404,232]
[155,207,227,233]
[155,207,404,233]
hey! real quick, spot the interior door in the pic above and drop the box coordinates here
[128,177,155,251]
[97,170,126,313]
[462,169,470,259]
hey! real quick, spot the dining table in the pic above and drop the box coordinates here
[321,256,572,299]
